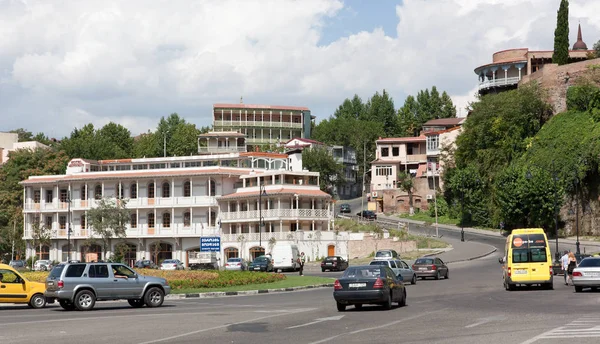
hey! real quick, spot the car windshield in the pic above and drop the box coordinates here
[578,258,600,268]
[415,258,434,264]
[324,257,337,261]
[375,251,392,258]
[254,257,268,263]
[228,258,242,262]
[369,261,388,266]
[162,260,175,264]
[343,266,382,278]
[49,264,65,279]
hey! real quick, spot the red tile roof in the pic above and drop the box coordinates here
[20,167,252,185]
[423,118,464,127]
[377,135,426,143]
[214,103,310,111]
[423,126,462,136]
[239,152,288,158]
[284,137,325,145]
[219,187,330,200]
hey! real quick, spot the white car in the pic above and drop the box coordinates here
[34,260,52,271]
[160,259,185,270]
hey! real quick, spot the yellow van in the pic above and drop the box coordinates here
[502,228,553,291]
[0,263,48,308]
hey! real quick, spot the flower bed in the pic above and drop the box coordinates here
[22,269,286,290]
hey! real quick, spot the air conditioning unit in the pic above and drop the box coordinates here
[426,194,433,200]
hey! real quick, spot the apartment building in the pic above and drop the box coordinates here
[0,132,49,164]
[211,103,314,148]
[20,149,338,265]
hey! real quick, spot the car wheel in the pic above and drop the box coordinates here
[398,289,407,307]
[128,299,145,308]
[445,270,449,279]
[354,304,362,310]
[435,271,441,280]
[144,287,165,307]
[336,302,346,312]
[74,290,96,311]
[544,282,553,290]
[383,292,393,310]
[28,293,46,309]
[59,300,76,311]
[411,275,417,285]
[575,286,583,293]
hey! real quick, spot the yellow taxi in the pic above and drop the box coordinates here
[0,263,48,308]
[501,228,553,291]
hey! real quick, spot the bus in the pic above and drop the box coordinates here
[502,228,553,291]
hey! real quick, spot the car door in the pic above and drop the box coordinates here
[435,258,448,276]
[0,269,27,303]
[395,260,409,282]
[88,264,113,299]
[111,264,140,298]
[384,267,401,301]
[387,260,402,278]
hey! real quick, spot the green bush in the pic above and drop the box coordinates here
[566,84,600,111]
[427,195,448,217]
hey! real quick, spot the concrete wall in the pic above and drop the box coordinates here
[348,233,416,259]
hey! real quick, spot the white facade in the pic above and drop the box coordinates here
[0,132,49,164]
[21,152,344,265]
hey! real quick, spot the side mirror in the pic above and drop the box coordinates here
[498,257,504,264]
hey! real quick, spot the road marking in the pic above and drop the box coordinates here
[286,315,344,329]
[136,308,316,344]
[520,318,600,344]
[307,308,448,344]
[465,315,506,328]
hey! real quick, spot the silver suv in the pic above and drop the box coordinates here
[45,262,171,311]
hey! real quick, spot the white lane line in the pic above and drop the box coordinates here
[465,315,506,328]
[136,308,316,344]
[520,326,566,344]
[307,308,449,344]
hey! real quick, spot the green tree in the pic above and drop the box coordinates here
[397,95,419,137]
[552,0,570,65]
[364,90,398,137]
[133,131,159,158]
[301,147,345,194]
[333,95,366,120]
[60,122,134,160]
[87,198,130,261]
[97,122,134,158]
[593,39,600,58]
[396,171,415,215]
[397,86,457,137]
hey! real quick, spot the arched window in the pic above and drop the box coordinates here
[130,214,137,228]
[82,244,102,263]
[36,245,50,260]
[148,183,155,198]
[224,247,239,259]
[130,184,137,199]
[94,185,102,200]
[150,242,172,263]
[208,179,216,196]
[208,210,216,227]
[162,213,171,228]
[80,215,86,229]
[148,213,155,228]
[249,246,265,260]
[183,181,191,197]
[183,212,191,227]
[162,182,170,198]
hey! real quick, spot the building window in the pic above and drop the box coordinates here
[224,247,239,259]
[183,181,191,197]
[130,184,137,199]
[46,190,53,203]
[130,214,137,228]
[162,182,170,198]
[94,185,102,200]
[33,190,40,203]
[183,212,191,227]
[392,147,399,156]
[45,216,52,229]
[381,147,389,157]
[208,179,216,196]
[60,189,68,202]
[427,135,439,151]
[80,215,86,229]
[81,186,87,200]
[162,213,171,228]
[208,211,216,227]
[375,166,393,176]
[148,183,155,198]
[148,213,155,228]
[59,215,67,230]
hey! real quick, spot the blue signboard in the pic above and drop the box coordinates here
[200,237,221,252]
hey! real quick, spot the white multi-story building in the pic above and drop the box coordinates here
[20,150,339,266]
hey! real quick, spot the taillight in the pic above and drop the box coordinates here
[334,280,343,290]
[57,280,64,288]
[373,277,384,289]
[333,262,337,266]
[412,265,416,270]
[321,263,325,266]
[573,271,582,277]
[507,267,512,277]
[549,266,553,275]
[173,264,177,267]
[431,265,437,270]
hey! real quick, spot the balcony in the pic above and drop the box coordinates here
[220,229,336,243]
[23,197,219,211]
[219,208,330,222]
[478,76,520,91]
[198,146,247,154]
[214,120,303,129]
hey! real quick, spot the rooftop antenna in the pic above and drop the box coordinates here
[240,96,243,104]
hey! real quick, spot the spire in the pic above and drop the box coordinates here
[573,23,588,50]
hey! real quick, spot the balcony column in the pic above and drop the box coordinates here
[515,63,525,80]
[490,66,498,85]
[279,220,283,233]
[502,65,510,85]
[136,208,139,234]
[482,68,488,84]
[41,186,44,208]
[190,177,193,197]
[171,178,175,199]
[101,182,104,199]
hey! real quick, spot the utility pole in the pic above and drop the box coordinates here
[432,163,439,238]
[163,130,169,157]
[361,141,366,222]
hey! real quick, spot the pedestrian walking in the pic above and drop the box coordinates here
[298,252,306,276]
[567,252,577,286]
[560,250,569,285]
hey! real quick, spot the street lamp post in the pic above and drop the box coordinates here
[258,184,267,249]
[574,175,580,254]
[163,130,169,157]
[460,177,465,242]
[66,193,72,262]
[552,162,559,263]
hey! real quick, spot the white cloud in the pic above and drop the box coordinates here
[1,0,599,137]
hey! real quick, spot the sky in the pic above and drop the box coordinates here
[1,0,600,139]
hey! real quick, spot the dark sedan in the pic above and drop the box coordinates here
[356,210,377,220]
[412,257,449,280]
[134,260,158,269]
[248,256,274,272]
[321,256,349,272]
[339,204,351,214]
[333,265,406,311]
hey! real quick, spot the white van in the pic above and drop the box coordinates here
[272,244,300,272]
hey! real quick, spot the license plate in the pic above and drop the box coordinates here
[586,272,600,277]
[514,269,528,275]
[349,283,366,288]
[47,281,54,286]
[419,267,427,271]
[254,267,260,270]
[326,263,332,265]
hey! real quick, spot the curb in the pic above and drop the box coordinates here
[446,245,498,264]
[165,283,335,300]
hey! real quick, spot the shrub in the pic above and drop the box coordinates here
[566,84,600,111]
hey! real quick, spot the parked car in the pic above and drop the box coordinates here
[0,263,48,308]
[248,256,274,272]
[356,210,377,220]
[373,249,400,261]
[225,258,247,271]
[160,259,184,271]
[8,260,28,271]
[321,256,349,272]
[34,260,53,271]
[134,260,158,269]
[333,265,406,311]
[572,257,600,292]
[412,257,449,280]
[272,244,300,272]
[339,204,351,214]
[45,262,170,311]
